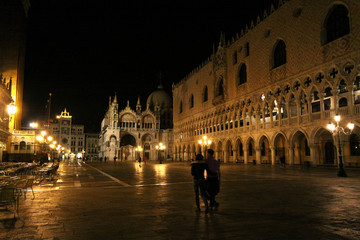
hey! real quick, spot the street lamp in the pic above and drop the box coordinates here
[135,145,143,161]
[0,103,17,122]
[198,136,212,156]
[155,143,166,164]
[327,115,354,177]
[36,131,55,161]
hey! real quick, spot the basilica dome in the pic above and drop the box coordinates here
[146,84,172,110]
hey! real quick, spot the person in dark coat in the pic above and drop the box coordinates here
[205,149,220,209]
[191,154,209,213]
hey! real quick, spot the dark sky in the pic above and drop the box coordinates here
[23,0,275,132]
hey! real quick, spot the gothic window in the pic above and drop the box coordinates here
[273,40,286,69]
[179,101,183,113]
[323,87,333,111]
[350,134,360,156]
[338,79,348,94]
[203,86,208,102]
[20,141,26,150]
[353,76,360,104]
[237,64,247,85]
[311,90,321,113]
[324,5,350,44]
[289,94,297,117]
[216,78,224,97]
[189,94,194,108]
[339,97,348,107]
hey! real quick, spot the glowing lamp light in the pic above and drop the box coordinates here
[348,123,355,130]
[327,123,336,132]
[334,115,341,123]
[29,122,38,128]
[41,131,46,137]
[7,104,17,116]
[36,135,44,142]
[47,136,53,142]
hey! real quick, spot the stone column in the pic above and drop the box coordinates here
[270,147,276,165]
[256,147,261,164]
[288,147,294,165]
[269,107,274,128]
[232,149,238,163]
[310,144,317,166]
[244,148,248,164]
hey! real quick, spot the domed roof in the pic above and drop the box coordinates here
[146,83,172,110]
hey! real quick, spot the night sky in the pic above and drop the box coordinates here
[23,0,275,132]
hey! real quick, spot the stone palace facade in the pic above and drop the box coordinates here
[172,0,360,167]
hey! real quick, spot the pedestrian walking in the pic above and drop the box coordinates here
[205,149,220,210]
[104,156,107,163]
[144,156,147,165]
[191,154,209,213]
[138,156,142,167]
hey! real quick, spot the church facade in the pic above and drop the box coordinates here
[172,0,360,167]
[99,85,173,162]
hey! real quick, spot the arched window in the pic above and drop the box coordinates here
[237,64,247,85]
[203,86,208,102]
[189,94,194,108]
[216,78,224,97]
[20,141,26,150]
[324,5,350,44]
[339,97,348,107]
[350,134,360,156]
[179,101,183,113]
[338,79,348,94]
[354,76,360,104]
[273,40,286,69]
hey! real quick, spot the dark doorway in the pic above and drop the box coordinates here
[324,141,335,164]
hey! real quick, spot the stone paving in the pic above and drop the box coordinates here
[1,160,360,239]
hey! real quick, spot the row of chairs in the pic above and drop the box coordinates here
[0,177,35,219]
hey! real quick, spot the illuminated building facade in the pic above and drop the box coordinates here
[99,85,173,161]
[0,0,29,131]
[85,133,99,160]
[173,0,360,167]
[49,109,85,159]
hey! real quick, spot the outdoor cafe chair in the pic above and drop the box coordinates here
[0,186,19,218]
[22,178,35,200]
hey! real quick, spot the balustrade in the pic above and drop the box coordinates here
[338,106,349,115]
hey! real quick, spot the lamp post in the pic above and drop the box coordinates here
[327,115,354,177]
[135,145,143,161]
[155,143,166,164]
[198,136,212,157]
[36,131,55,162]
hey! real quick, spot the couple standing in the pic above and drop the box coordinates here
[191,149,220,214]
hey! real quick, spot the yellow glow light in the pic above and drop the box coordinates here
[7,104,17,115]
[334,115,341,122]
[41,131,46,136]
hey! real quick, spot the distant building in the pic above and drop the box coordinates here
[85,133,99,160]
[99,84,173,161]
[49,109,85,159]
[172,0,360,167]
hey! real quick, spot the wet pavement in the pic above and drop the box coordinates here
[1,160,360,239]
